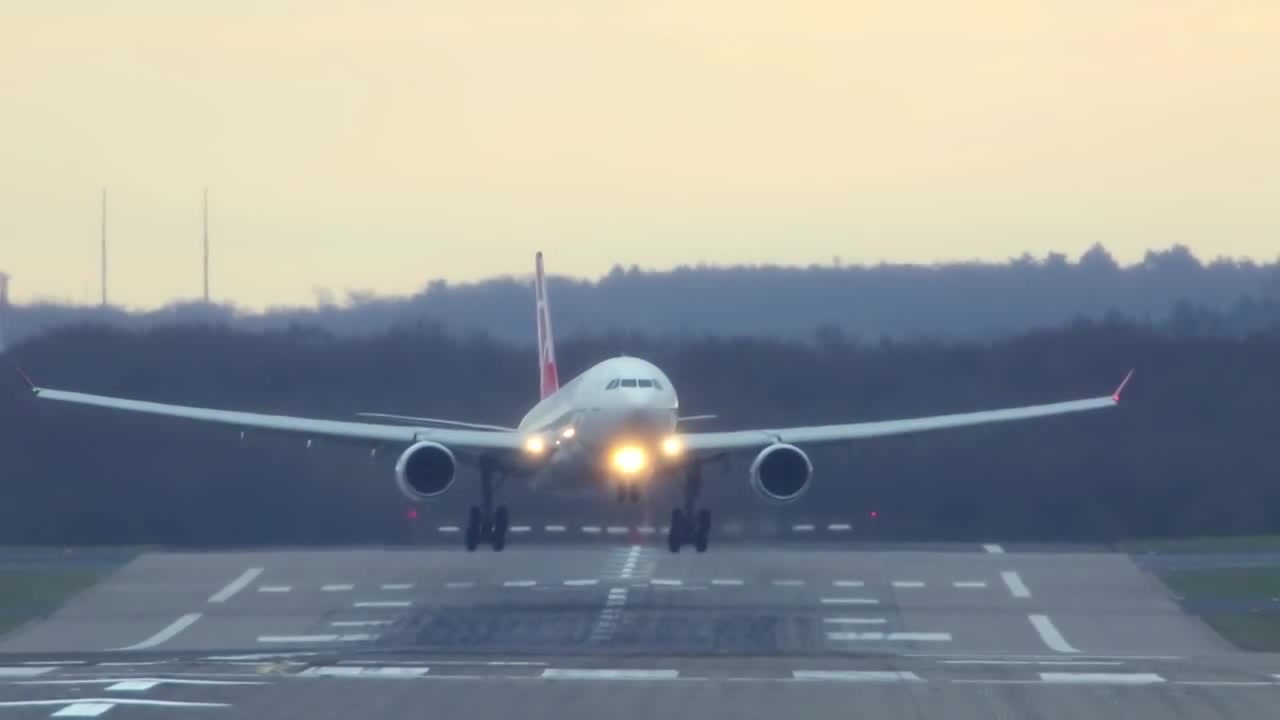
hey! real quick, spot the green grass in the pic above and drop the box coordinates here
[1155,566,1280,651]
[1118,535,1280,554]
[0,568,107,635]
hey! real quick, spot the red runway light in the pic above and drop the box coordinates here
[406,507,419,520]
[869,510,879,519]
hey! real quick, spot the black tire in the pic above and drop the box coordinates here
[694,508,711,553]
[491,506,509,551]
[668,509,685,553]
[465,506,483,551]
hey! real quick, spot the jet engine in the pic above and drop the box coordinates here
[749,443,812,502]
[394,441,457,500]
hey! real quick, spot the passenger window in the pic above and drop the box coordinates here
[605,379,619,390]
[637,379,654,388]
[620,379,638,388]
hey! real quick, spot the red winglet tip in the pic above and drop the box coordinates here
[1111,369,1134,402]
[15,366,36,391]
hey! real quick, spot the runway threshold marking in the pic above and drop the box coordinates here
[112,613,203,651]
[589,588,629,642]
[208,567,264,603]
[1029,614,1081,653]
[793,671,921,682]
[1039,672,1164,685]
[541,669,677,680]
[1000,571,1031,598]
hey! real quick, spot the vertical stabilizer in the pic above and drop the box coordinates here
[535,251,560,400]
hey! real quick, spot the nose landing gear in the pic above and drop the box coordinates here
[465,463,509,551]
[667,463,711,553]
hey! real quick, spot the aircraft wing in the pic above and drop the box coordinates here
[680,371,1132,454]
[27,386,526,452]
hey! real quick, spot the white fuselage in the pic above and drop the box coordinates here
[516,356,679,490]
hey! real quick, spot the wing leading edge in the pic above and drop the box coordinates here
[28,387,526,452]
[680,371,1133,453]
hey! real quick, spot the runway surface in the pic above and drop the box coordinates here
[0,536,1276,719]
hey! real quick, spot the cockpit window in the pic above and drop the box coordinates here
[650,378,663,390]
[605,379,619,390]
[620,379,638,388]
[637,379,654,388]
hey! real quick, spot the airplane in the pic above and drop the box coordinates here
[20,252,1134,553]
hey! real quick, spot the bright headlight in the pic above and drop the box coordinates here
[523,435,547,455]
[661,436,683,457]
[611,446,648,475]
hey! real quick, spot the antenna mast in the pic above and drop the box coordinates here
[203,187,209,303]
[100,187,108,307]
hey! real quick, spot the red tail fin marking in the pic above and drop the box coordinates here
[535,252,560,400]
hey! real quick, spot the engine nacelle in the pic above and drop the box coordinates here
[749,443,812,502]
[394,441,457,500]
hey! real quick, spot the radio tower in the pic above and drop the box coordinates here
[100,187,108,307]
[203,187,210,303]
[0,272,9,354]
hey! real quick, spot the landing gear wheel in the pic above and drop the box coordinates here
[491,506,510,551]
[694,509,711,553]
[465,506,483,552]
[668,509,685,553]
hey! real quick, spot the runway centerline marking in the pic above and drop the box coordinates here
[545,525,566,532]
[953,581,987,588]
[1039,672,1164,684]
[827,632,951,642]
[503,580,537,588]
[112,613,203,651]
[891,581,924,588]
[321,584,354,592]
[542,669,677,680]
[827,523,852,531]
[331,620,391,627]
[354,601,412,608]
[257,585,291,593]
[821,597,879,605]
[792,524,815,532]
[381,583,413,590]
[437,526,460,533]
[823,617,887,625]
[582,526,602,534]
[207,567,264,603]
[983,544,1005,554]
[833,580,865,588]
[1001,571,1031,598]
[711,579,744,586]
[564,579,599,586]
[445,582,474,589]
[793,671,921,682]
[772,579,804,587]
[1029,614,1080,653]
[258,634,375,643]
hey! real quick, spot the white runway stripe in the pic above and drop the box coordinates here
[330,620,391,627]
[823,617,887,625]
[772,579,805,587]
[0,667,57,677]
[582,526,602,534]
[794,670,922,682]
[711,579,744,586]
[301,666,429,678]
[1039,672,1164,685]
[321,584,354,592]
[833,580,865,588]
[258,634,375,643]
[380,584,413,591]
[113,613,203,651]
[1029,614,1080,653]
[953,581,987,588]
[792,524,815,532]
[821,597,879,605]
[637,526,656,534]
[509,526,531,533]
[1001,571,1031,598]
[444,582,474,589]
[983,544,1005,554]
[503,580,537,588]
[437,526,459,533]
[606,526,628,534]
[208,567,264,603]
[827,632,951,642]
[544,525,566,532]
[827,523,852,531]
[257,586,291,593]
[353,601,411,608]
[563,579,598,586]
[541,669,678,680]
[891,581,924,588]
[650,579,683,586]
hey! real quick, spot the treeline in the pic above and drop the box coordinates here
[6,244,1280,348]
[1,316,1277,546]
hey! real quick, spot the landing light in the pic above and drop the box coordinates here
[611,446,648,475]
[661,436,683,457]
[562,426,576,439]
[524,435,547,455]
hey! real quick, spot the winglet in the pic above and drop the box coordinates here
[1111,369,1134,403]
[14,366,38,395]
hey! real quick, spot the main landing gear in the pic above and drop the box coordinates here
[466,463,509,552]
[668,463,711,553]
[616,483,640,503]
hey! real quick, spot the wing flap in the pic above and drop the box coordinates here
[31,387,525,451]
[681,393,1120,453]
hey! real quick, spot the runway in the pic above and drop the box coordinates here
[0,538,1275,718]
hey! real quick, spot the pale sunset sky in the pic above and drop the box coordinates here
[1,1,1277,310]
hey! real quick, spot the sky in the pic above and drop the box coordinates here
[2,1,1278,310]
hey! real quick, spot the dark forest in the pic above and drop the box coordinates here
[1,314,1275,548]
